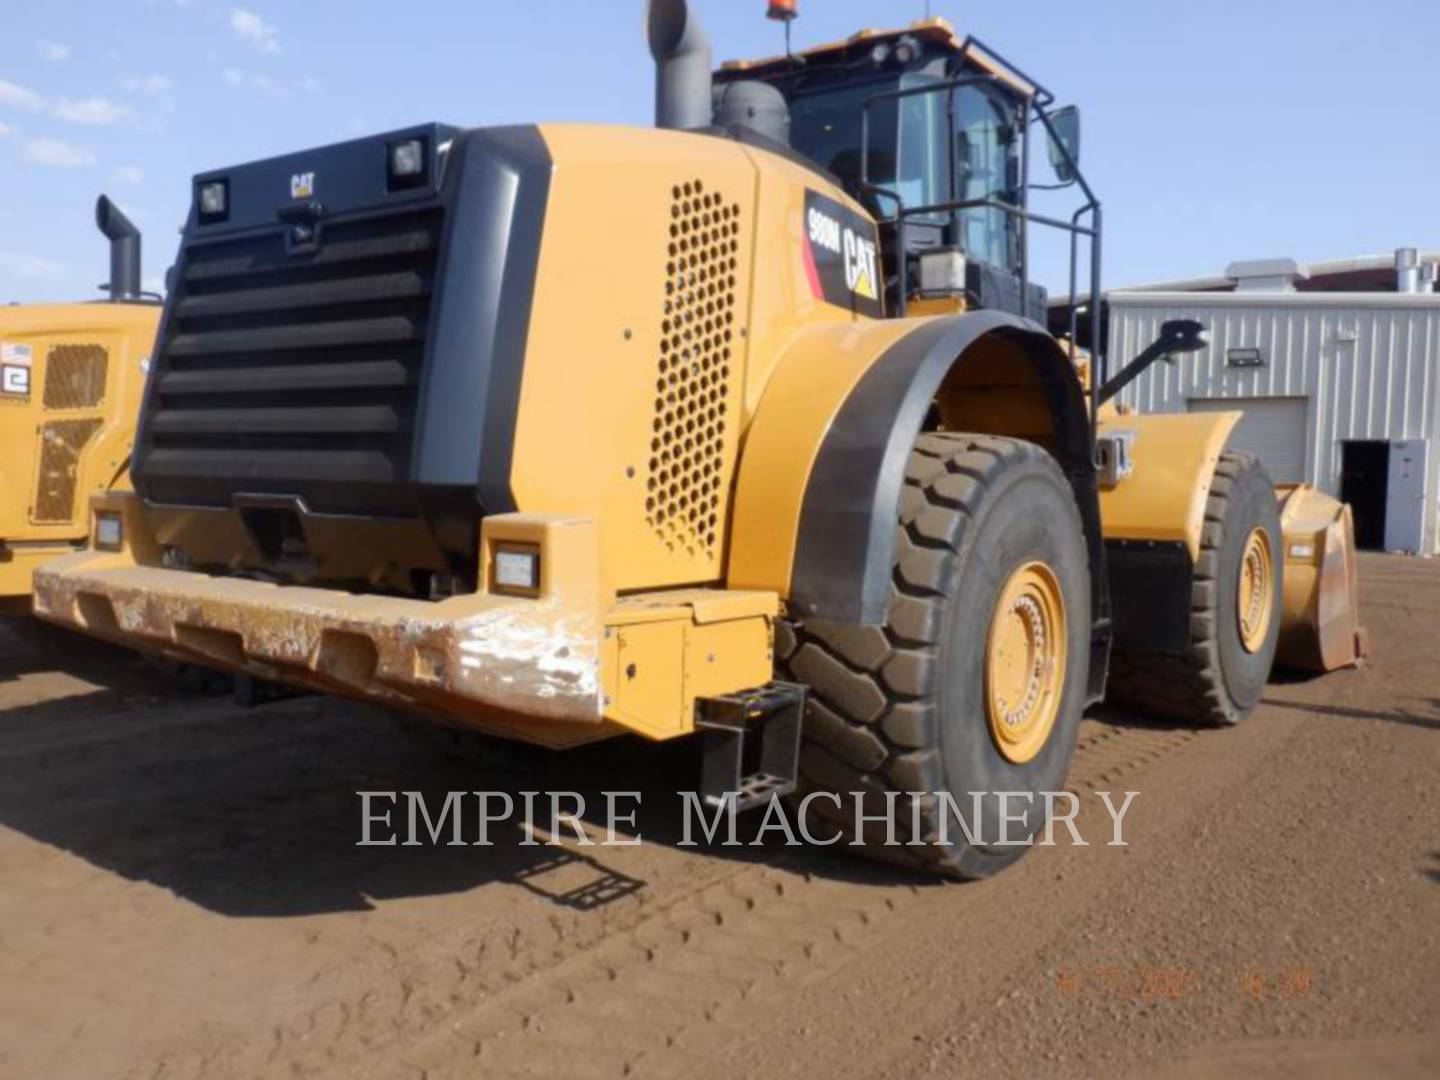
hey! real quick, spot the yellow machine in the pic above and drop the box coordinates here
[1,198,160,615]
[1275,484,1367,671]
[34,2,1360,877]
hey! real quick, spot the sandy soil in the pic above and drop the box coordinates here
[0,553,1435,1079]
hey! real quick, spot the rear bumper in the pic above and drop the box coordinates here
[35,550,607,726]
[33,494,779,746]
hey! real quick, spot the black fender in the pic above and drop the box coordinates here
[788,311,1111,698]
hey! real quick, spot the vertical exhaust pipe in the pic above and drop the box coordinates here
[1395,247,1421,294]
[647,0,713,131]
[95,195,141,302]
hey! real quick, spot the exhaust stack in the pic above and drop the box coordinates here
[95,195,141,302]
[647,0,713,131]
[1395,248,1421,294]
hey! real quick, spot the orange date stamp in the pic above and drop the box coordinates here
[1234,965,1313,1002]
[1053,964,1313,1004]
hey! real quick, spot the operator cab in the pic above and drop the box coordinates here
[716,18,1086,323]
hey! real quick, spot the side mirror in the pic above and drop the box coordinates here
[1046,105,1081,184]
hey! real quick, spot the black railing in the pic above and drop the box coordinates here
[856,36,1105,416]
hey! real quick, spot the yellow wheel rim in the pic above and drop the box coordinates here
[985,561,1067,765]
[1237,526,1274,653]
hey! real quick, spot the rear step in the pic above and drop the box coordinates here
[695,682,806,813]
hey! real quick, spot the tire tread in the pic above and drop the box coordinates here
[778,433,1075,877]
[1106,452,1273,726]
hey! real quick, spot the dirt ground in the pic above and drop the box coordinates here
[0,553,1436,1079]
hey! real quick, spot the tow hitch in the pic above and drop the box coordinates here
[695,682,806,812]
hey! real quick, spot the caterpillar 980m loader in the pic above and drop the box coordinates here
[34,1,1361,877]
[2,198,160,616]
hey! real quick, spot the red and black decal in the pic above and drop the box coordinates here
[801,189,884,318]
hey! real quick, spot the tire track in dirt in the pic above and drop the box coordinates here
[0,638,1203,1080]
[0,625,1226,1080]
[6,557,1431,1080]
[3,689,754,1080]
[362,714,1209,1080]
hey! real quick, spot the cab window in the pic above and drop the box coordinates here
[954,85,1017,270]
[789,73,949,216]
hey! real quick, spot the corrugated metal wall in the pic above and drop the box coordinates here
[1107,292,1440,554]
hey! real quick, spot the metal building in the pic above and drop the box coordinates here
[1107,252,1440,555]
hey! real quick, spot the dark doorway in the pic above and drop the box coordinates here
[1340,440,1389,550]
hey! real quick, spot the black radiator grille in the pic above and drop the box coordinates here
[142,207,443,512]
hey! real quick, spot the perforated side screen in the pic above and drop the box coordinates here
[43,344,108,410]
[645,179,742,557]
[33,418,104,523]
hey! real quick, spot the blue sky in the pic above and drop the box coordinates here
[1,0,1436,304]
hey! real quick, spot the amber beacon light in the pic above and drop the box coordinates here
[767,0,797,22]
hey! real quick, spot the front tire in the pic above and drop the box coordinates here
[1107,452,1283,725]
[778,434,1092,879]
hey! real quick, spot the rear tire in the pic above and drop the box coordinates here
[777,433,1092,879]
[1107,452,1282,726]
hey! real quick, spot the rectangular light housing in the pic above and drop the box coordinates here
[197,179,229,223]
[492,543,540,596]
[94,512,123,552]
[918,248,967,298]
[387,136,428,191]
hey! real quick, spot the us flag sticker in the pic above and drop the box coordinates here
[1,342,31,396]
[1,342,33,367]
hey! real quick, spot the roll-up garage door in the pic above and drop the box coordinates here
[1187,397,1308,484]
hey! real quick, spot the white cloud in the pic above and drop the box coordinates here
[37,39,71,62]
[0,251,67,279]
[230,8,280,53]
[0,121,12,138]
[222,68,287,96]
[52,97,132,126]
[298,75,321,93]
[121,74,174,96]
[21,136,96,168]
[0,79,45,112]
[112,165,145,185]
[2,80,140,128]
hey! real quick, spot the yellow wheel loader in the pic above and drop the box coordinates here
[34,2,1360,877]
[2,198,160,616]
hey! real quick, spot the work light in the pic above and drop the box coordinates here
[197,180,228,221]
[892,35,920,65]
[918,248,967,298]
[492,544,541,596]
[94,512,123,552]
[388,137,427,189]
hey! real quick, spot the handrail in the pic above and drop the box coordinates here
[852,50,1106,419]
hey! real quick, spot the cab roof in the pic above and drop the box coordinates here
[718,17,1037,98]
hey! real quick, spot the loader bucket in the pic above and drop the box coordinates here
[1275,485,1368,672]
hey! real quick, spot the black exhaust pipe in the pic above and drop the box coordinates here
[95,195,141,302]
[647,0,713,131]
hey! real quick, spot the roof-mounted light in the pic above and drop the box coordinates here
[386,136,429,192]
[197,179,229,224]
[892,34,921,65]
